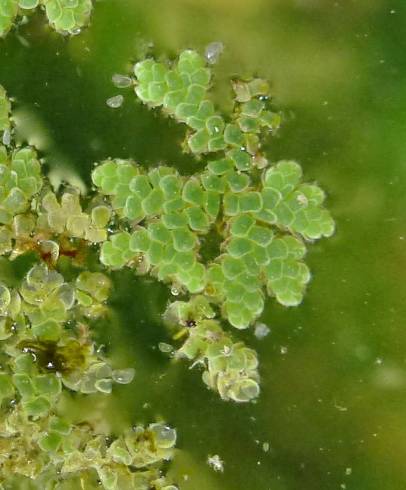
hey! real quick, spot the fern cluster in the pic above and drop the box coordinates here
[85,49,335,404]
[0,0,94,37]
[0,42,334,488]
[0,87,177,490]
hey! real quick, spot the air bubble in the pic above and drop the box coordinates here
[205,42,224,65]
[112,368,135,384]
[2,129,11,146]
[106,95,124,109]
[159,342,174,353]
[112,74,133,88]
[254,322,270,339]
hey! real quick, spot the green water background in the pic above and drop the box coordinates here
[1,0,406,488]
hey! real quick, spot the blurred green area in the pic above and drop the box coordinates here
[1,0,406,489]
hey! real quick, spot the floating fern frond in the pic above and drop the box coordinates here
[164,296,260,402]
[0,147,42,225]
[132,50,281,178]
[257,160,335,239]
[42,0,93,33]
[0,0,94,37]
[0,34,335,483]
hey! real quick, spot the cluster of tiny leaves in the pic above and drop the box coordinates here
[92,152,333,329]
[123,52,333,322]
[88,49,336,401]
[0,127,113,259]
[0,0,94,38]
[132,51,281,173]
[0,87,177,489]
[93,159,219,293]
[164,296,260,402]
[0,265,178,488]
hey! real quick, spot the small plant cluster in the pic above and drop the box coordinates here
[0,40,334,487]
[93,49,334,402]
[0,87,177,489]
[0,0,93,37]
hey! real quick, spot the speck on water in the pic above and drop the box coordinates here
[205,42,224,65]
[106,95,124,108]
[254,322,270,339]
[112,74,133,88]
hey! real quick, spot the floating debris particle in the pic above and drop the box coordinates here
[2,128,11,146]
[112,74,133,88]
[106,95,124,109]
[112,368,135,384]
[207,454,224,472]
[158,342,174,354]
[254,322,270,339]
[205,41,224,64]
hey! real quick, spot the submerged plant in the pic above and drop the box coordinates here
[0,40,334,488]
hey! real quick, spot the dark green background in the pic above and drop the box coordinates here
[1,0,405,488]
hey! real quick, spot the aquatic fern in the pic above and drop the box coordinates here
[0,40,334,486]
[42,0,93,33]
[0,87,177,489]
[0,0,94,37]
[93,47,335,393]
[165,296,260,402]
[0,146,42,225]
[133,51,281,174]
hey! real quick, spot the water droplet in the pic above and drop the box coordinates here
[205,42,224,65]
[106,95,124,109]
[254,322,270,339]
[112,368,135,384]
[112,74,133,88]
[158,342,174,353]
[2,129,11,146]
[150,423,177,448]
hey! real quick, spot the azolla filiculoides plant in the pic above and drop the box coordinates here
[0,0,94,37]
[96,49,334,401]
[0,45,334,488]
[0,85,177,489]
